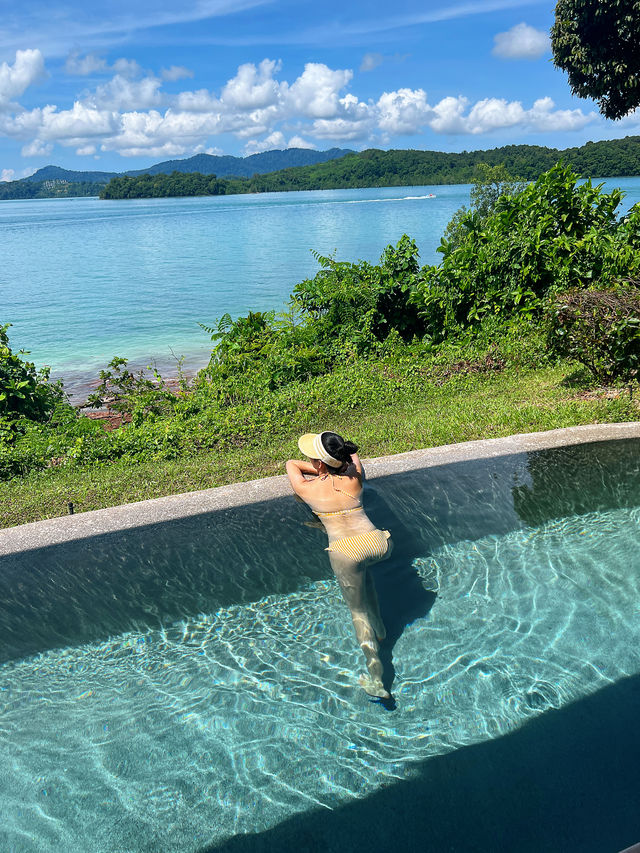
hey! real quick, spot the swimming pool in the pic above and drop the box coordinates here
[1,433,639,852]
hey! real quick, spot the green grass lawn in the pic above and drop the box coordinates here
[2,363,637,529]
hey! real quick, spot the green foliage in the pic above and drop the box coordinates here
[0,324,65,421]
[84,356,184,423]
[546,283,640,382]
[412,164,640,337]
[444,163,526,248]
[0,180,105,201]
[292,234,423,350]
[101,171,227,199]
[94,138,640,201]
[552,0,640,119]
[196,235,425,399]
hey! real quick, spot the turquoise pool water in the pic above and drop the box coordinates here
[1,440,639,852]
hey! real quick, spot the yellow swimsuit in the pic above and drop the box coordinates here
[315,476,391,563]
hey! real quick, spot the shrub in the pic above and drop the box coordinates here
[412,164,640,339]
[546,283,640,383]
[0,323,66,421]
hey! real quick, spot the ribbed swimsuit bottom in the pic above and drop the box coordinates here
[326,528,391,562]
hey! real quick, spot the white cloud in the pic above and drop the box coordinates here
[311,116,371,140]
[111,58,144,78]
[64,52,108,76]
[429,96,470,134]
[193,143,224,155]
[377,88,431,135]
[1,168,15,181]
[527,96,593,132]
[221,59,281,109]
[428,94,594,134]
[244,130,286,154]
[492,23,549,60]
[286,63,352,118]
[360,53,383,72]
[175,89,222,112]
[161,65,194,82]
[0,49,45,110]
[21,139,53,156]
[245,131,318,154]
[89,74,164,111]
[37,102,120,141]
[0,53,597,164]
[287,135,315,149]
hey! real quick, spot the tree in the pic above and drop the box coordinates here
[551,0,640,119]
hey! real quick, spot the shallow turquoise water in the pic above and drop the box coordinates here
[1,440,639,852]
[3,177,640,395]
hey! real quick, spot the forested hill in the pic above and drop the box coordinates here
[0,147,352,200]
[235,137,640,191]
[98,136,640,199]
[125,147,352,178]
[5,136,640,201]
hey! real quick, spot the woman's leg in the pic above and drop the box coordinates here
[365,569,386,642]
[328,551,389,698]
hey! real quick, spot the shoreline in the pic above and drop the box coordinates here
[56,349,212,404]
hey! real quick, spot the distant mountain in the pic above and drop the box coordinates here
[127,148,352,179]
[23,165,119,184]
[22,148,353,187]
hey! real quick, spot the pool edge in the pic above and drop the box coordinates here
[2,421,639,554]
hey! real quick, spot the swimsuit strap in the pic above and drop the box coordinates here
[324,472,361,503]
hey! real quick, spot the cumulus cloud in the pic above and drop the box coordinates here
[286,63,352,118]
[287,135,315,149]
[21,139,53,156]
[1,168,15,181]
[0,53,597,163]
[88,74,164,111]
[111,58,143,78]
[360,53,383,72]
[378,88,431,135]
[244,130,286,154]
[0,49,45,110]
[428,94,593,134]
[161,65,194,82]
[64,52,108,76]
[222,59,281,109]
[492,23,549,60]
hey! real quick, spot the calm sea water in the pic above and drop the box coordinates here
[2,178,640,395]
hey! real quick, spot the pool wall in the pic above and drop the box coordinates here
[1,423,639,665]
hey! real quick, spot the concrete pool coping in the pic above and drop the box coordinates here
[2,421,639,556]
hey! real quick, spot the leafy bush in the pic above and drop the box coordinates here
[443,163,526,249]
[292,233,425,348]
[84,356,186,424]
[546,282,640,383]
[198,235,427,398]
[0,323,65,421]
[412,164,640,338]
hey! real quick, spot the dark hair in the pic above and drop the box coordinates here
[321,432,358,473]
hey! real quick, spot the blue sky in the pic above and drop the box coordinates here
[0,0,636,179]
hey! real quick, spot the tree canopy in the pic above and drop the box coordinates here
[551,0,640,119]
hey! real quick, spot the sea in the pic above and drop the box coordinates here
[3,178,640,399]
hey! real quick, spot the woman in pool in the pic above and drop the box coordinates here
[286,431,392,699]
